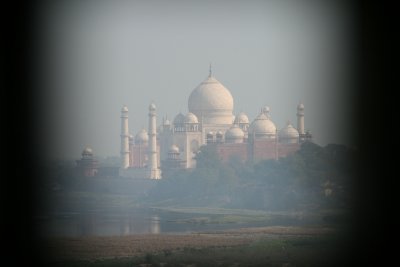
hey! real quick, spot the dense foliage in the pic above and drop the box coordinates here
[148,142,357,211]
[42,142,357,212]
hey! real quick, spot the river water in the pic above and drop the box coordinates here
[35,208,305,237]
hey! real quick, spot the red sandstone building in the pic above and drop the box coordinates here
[76,146,98,177]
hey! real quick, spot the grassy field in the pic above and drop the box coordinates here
[41,226,349,267]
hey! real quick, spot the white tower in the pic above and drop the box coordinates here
[120,105,130,169]
[297,103,305,135]
[148,103,161,179]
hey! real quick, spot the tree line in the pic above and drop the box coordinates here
[147,142,357,211]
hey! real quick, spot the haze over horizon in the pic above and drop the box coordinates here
[35,0,355,159]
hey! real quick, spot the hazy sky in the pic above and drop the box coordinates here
[37,0,354,159]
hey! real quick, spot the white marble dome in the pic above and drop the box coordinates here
[249,113,277,138]
[135,129,149,144]
[234,112,249,124]
[82,146,93,155]
[149,103,156,111]
[188,75,234,125]
[173,113,185,124]
[279,122,299,139]
[121,105,128,112]
[184,112,199,124]
[225,125,245,139]
[262,106,270,114]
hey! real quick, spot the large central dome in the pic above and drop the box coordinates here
[188,75,234,125]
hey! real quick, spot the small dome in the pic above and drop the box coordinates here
[234,112,249,124]
[297,103,304,110]
[207,131,214,135]
[121,105,128,112]
[129,134,134,139]
[225,125,245,139]
[135,129,149,143]
[82,146,93,156]
[149,103,156,111]
[169,145,180,153]
[173,113,185,124]
[216,130,223,136]
[279,121,299,139]
[261,106,271,117]
[249,113,277,136]
[184,112,199,124]
[82,146,93,154]
[164,118,171,125]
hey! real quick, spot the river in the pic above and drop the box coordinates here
[34,208,310,237]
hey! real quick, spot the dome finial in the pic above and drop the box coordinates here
[209,62,212,77]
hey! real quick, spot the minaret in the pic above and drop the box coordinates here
[275,128,279,160]
[120,105,130,169]
[297,102,305,140]
[148,103,161,179]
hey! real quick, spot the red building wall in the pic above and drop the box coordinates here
[76,158,98,177]
[214,141,300,164]
[251,140,278,161]
[215,143,248,163]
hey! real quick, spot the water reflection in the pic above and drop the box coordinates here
[40,211,163,237]
[79,213,95,236]
[117,214,160,236]
[119,216,130,235]
[150,215,160,234]
[37,208,305,238]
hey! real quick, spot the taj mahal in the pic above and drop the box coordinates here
[118,68,312,179]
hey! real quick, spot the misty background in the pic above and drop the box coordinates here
[35,0,355,159]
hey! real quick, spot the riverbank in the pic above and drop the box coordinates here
[41,225,347,266]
